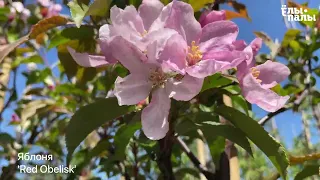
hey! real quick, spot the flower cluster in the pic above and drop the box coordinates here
[0,1,30,22]
[68,0,290,140]
[38,0,62,18]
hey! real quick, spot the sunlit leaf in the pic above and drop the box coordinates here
[68,0,112,28]
[282,29,300,47]
[201,73,233,92]
[29,16,68,39]
[187,0,215,12]
[21,99,56,123]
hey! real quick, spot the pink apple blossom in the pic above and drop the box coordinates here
[68,0,165,68]
[236,38,291,112]
[38,0,62,18]
[149,1,247,78]
[110,32,203,140]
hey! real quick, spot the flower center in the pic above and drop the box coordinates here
[187,41,203,65]
[149,69,168,88]
[250,67,262,83]
[140,30,148,37]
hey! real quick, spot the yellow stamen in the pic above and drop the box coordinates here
[187,41,203,65]
[140,30,148,37]
[250,67,262,83]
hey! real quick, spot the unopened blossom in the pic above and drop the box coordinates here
[110,32,203,140]
[68,0,165,68]
[149,1,246,78]
[236,38,291,112]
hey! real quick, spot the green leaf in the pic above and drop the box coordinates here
[215,106,289,179]
[176,119,252,157]
[0,133,14,146]
[129,0,143,7]
[21,99,56,123]
[85,0,112,17]
[201,73,233,92]
[294,165,320,180]
[113,119,141,160]
[13,55,44,68]
[282,29,301,47]
[68,1,89,28]
[68,0,112,28]
[187,0,215,12]
[201,121,253,156]
[230,95,250,116]
[66,98,132,163]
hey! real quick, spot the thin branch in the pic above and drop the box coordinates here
[258,107,289,126]
[259,88,309,126]
[176,137,217,180]
[289,153,320,165]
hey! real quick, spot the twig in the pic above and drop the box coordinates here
[258,88,309,126]
[258,107,289,126]
[176,137,216,180]
[289,153,320,165]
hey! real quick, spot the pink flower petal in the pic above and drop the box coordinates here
[141,88,170,140]
[110,36,150,73]
[97,25,118,63]
[67,47,110,67]
[241,73,289,112]
[138,0,164,31]
[256,60,290,89]
[199,10,226,27]
[109,5,144,44]
[199,21,239,46]
[233,40,247,51]
[159,33,187,73]
[114,74,152,106]
[187,47,246,78]
[150,1,201,44]
[142,28,178,54]
[249,38,262,56]
[166,75,203,101]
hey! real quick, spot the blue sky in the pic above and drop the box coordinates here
[225,0,320,149]
[1,0,320,177]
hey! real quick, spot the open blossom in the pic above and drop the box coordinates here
[148,1,246,78]
[110,31,203,140]
[68,0,165,68]
[236,38,291,112]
